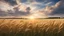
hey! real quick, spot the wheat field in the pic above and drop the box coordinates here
[0,19,64,36]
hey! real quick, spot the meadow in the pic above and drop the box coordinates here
[0,19,64,36]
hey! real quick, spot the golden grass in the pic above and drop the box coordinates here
[0,19,64,36]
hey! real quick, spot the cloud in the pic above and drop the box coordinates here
[39,0,64,17]
[20,0,27,3]
[0,0,63,18]
[12,6,31,16]
[0,1,13,11]
[35,0,60,3]
[0,5,31,17]
[0,0,30,16]
[51,1,64,15]
[0,0,17,6]
[0,9,7,16]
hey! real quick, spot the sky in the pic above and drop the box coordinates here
[0,0,64,18]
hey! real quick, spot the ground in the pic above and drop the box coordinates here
[0,19,64,36]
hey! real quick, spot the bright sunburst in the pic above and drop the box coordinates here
[29,16,35,19]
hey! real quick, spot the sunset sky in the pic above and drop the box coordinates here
[0,0,64,18]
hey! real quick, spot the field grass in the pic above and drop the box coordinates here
[0,19,64,36]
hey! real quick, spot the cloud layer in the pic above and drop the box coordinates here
[42,1,64,17]
[0,0,64,18]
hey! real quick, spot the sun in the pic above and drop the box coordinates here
[29,16,35,20]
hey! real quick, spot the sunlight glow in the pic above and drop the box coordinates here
[27,13,47,20]
[29,16,35,19]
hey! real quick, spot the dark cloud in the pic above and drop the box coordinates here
[26,7,31,12]
[38,0,64,17]
[0,9,7,16]
[36,0,45,2]
[0,0,31,17]
[0,6,30,17]
[36,0,60,3]
[0,0,17,6]
[50,1,64,15]
[12,6,30,16]
[20,0,27,3]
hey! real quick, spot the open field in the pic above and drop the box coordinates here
[0,19,64,36]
